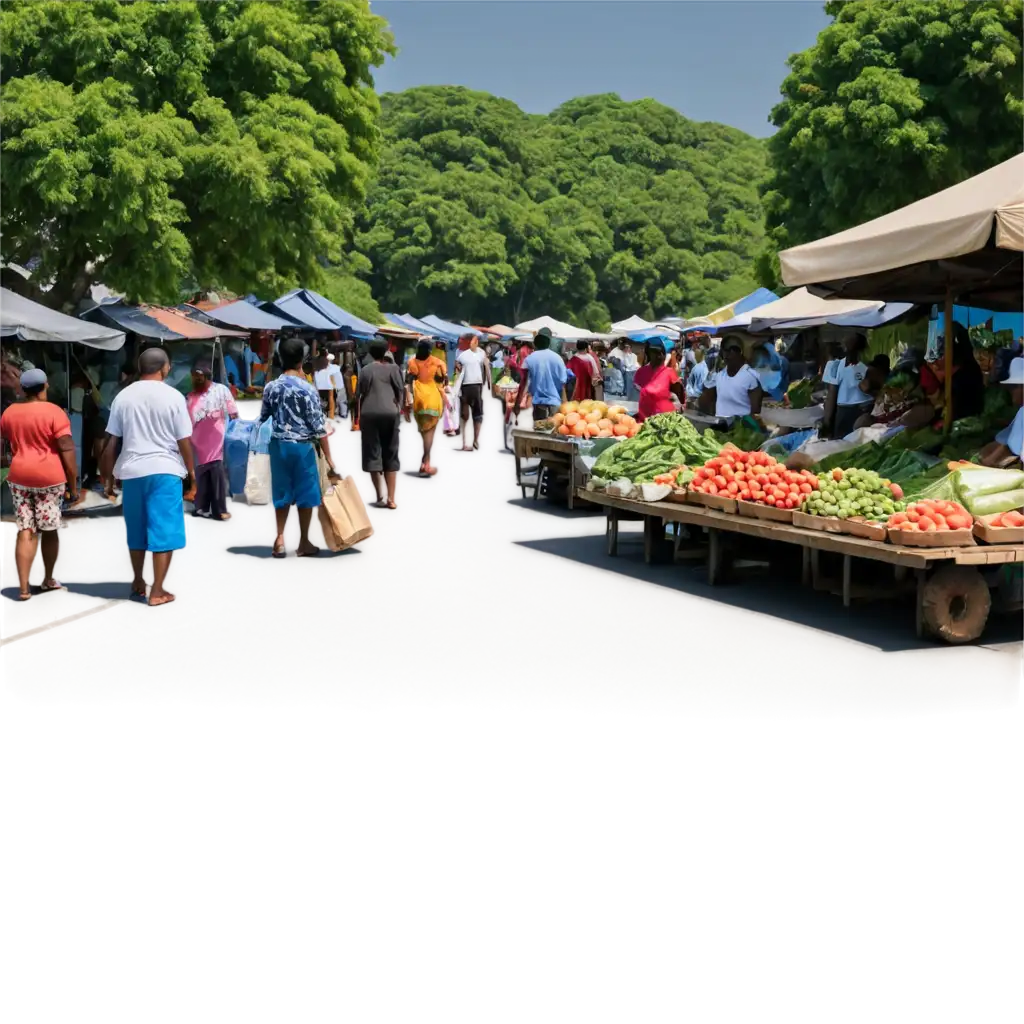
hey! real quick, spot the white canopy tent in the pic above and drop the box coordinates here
[514,315,592,340]
[1,287,125,350]
[713,287,883,333]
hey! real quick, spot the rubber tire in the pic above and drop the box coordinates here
[920,565,990,644]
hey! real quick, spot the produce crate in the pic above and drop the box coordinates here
[791,510,845,534]
[973,515,1024,545]
[841,517,889,542]
[887,527,975,547]
[737,500,793,524]
[667,489,689,505]
[687,490,737,514]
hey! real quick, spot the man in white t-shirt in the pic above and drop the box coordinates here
[698,334,763,421]
[827,334,871,438]
[455,333,489,451]
[101,347,196,607]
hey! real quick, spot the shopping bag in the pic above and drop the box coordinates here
[224,419,255,495]
[318,476,374,551]
[243,451,271,505]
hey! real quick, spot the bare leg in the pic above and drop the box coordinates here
[385,471,397,507]
[130,549,147,597]
[40,530,59,586]
[149,551,175,606]
[297,507,319,556]
[461,408,472,449]
[422,425,437,471]
[274,505,289,555]
[15,530,38,597]
[472,416,482,449]
[371,471,384,503]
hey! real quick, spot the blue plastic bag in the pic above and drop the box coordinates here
[224,419,255,495]
[249,416,273,455]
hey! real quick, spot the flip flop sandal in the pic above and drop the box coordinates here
[130,585,148,601]
[297,546,321,557]
[213,513,232,521]
[148,593,176,607]
[18,590,31,602]
[385,500,397,510]
[39,580,64,593]
[272,541,287,559]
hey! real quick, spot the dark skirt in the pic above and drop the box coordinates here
[360,414,401,473]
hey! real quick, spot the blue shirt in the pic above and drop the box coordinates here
[995,406,1023,457]
[259,374,325,442]
[686,360,709,400]
[524,349,567,406]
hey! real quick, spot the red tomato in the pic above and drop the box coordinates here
[714,475,727,489]
[727,481,739,495]
[799,483,812,494]
[739,488,751,501]
[768,472,781,485]
[707,483,718,495]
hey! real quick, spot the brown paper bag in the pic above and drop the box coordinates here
[319,476,374,551]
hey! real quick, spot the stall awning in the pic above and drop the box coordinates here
[82,300,186,341]
[711,287,884,333]
[422,314,485,338]
[287,289,380,339]
[385,313,455,339]
[757,302,916,333]
[1,288,125,350]
[143,306,247,339]
[780,154,1024,310]
[195,300,294,332]
[513,315,591,340]
[262,292,339,331]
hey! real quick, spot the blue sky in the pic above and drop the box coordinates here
[372,1,831,137]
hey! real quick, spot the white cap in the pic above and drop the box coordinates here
[327,353,335,362]
[1002,356,1024,385]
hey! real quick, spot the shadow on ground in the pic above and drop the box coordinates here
[2,580,133,603]
[506,497,603,521]
[516,532,1024,654]
[227,545,360,560]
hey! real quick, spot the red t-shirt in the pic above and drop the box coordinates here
[634,364,680,422]
[1,400,72,487]
[567,355,596,402]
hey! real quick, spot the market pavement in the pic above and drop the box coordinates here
[0,403,1019,716]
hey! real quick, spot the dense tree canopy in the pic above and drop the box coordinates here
[356,87,768,327]
[758,0,1023,288]
[0,0,394,308]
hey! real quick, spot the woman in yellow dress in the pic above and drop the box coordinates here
[406,339,448,476]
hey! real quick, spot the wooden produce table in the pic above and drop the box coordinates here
[582,488,1024,643]
[513,429,591,509]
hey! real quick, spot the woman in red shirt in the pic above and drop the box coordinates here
[0,368,79,599]
[633,339,684,421]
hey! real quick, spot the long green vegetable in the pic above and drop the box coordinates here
[592,413,721,482]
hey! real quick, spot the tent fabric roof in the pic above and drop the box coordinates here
[143,306,247,339]
[82,299,186,341]
[611,314,656,332]
[1,288,126,350]
[261,293,339,331]
[755,302,915,333]
[514,315,592,339]
[284,289,380,338]
[198,300,294,332]
[780,154,1024,310]
[711,287,883,333]
[421,314,483,338]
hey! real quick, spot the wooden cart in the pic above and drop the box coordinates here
[512,430,591,509]
[582,489,1023,644]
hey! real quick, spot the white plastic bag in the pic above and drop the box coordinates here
[244,451,271,505]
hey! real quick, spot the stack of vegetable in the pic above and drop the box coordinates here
[690,449,819,508]
[800,468,906,521]
[911,465,1024,517]
[985,510,1024,528]
[591,413,721,485]
[887,500,973,532]
[785,378,814,410]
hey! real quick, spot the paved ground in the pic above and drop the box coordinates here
[0,399,1019,712]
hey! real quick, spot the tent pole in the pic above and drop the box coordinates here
[943,287,954,436]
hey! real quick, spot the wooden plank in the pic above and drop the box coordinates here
[578,489,1024,570]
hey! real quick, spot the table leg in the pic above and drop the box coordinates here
[810,548,822,590]
[708,528,721,585]
[568,454,575,510]
[842,554,852,608]
[515,446,525,499]
[607,512,619,557]
[801,546,811,586]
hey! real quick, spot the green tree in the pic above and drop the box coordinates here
[0,0,394,308]
[357,86,767,325]
[759,0,1023,287]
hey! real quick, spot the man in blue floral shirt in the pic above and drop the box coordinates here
[260,337,338,558]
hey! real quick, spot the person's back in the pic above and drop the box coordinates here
[524,347,566,406]
[108,379,190,480]
[360,360,404,417]
[261,373,323,441]
[1,399,71,488]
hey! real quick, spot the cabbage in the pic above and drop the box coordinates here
[963,489,1024,517]
[955,467,1024,499]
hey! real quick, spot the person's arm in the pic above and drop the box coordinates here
[824,383,839,433]
[513,366,529,418]
[225,386,239,421]
[55,436,80,504]
[748,384,764,416]
[177,437,197,500]
[100,398,122,497]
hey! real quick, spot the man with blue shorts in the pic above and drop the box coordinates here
[259,336,338,558]
[101,348,196,607]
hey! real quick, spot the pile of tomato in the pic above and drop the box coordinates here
[689,448,820,508]
[887,499,973,532]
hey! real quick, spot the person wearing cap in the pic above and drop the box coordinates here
[513,327,567,424]
[186,357,238,521]
[979,357,1024,467]
[699,334,763,421]
[100,348,196,606]
[633,338,684,422]
[0,369,80,600]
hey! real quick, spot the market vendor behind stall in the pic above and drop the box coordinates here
[698,334,763,422]
[979,357,1023,467]
[633,338,683,422]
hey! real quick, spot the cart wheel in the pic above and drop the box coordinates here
[920,565,991,644]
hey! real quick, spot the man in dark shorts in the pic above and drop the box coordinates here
[455,333,489,451]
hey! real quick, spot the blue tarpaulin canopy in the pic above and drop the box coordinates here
[195,300,294,332]
[289,289,380,339]
[385,313,457,339]
[261,292,338,331]
[81,299,185,341]
[422,314,483,338]
[732,288,779,316]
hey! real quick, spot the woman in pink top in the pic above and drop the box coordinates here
[633,339,684,422]
[186,359,238,521]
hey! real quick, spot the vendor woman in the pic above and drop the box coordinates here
[633,338,683,422]
[698,333,763,421]
[979,357,1023,467]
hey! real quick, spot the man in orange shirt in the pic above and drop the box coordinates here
[0,368,79,599]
